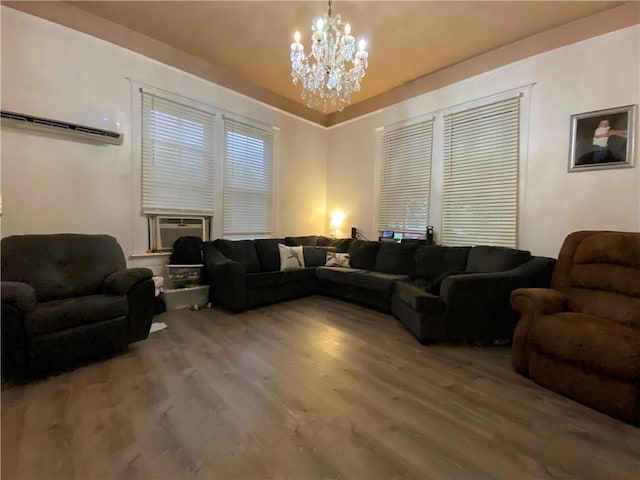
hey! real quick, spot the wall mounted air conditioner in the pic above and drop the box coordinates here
[0,110,124,145]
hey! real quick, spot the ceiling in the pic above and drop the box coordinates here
[15,1,634,123]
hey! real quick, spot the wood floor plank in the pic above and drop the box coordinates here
[2,296,639,479]
[229,312,556,478]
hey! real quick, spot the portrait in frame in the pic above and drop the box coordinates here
[568,105,636,172]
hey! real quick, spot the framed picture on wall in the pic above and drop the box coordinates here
[568,104,636,172]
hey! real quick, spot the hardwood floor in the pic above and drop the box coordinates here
[2,296,639,479]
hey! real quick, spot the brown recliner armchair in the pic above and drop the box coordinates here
[511,231,640,424]
[1,234,155,378]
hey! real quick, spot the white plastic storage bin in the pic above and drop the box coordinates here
[164,285,209,311]
[165,264,203,289]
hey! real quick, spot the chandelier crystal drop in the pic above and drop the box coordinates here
[290,0,369,112]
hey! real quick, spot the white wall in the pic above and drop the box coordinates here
[328,26,640,257]
[2,7,638,265]
[0,7,328,271]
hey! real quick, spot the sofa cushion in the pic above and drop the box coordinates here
[1,281,37,312]
[316,266,367,285]
[529,312,640,380]
[374,242,417,276]
[411,277,432,290]
[285,235,319,246]
[1,234,127,302]
[213,239,261,273]
[572,231,640,269]
[303,246,334,267]
[25,294,128,336]
[279,245,305,271]
[104,268,153,295]
[428,271,465,295]
[466,246,531,273]
[317,237,352,252]
[254,238,285,272]
[394,281,445,314]
[316,236,332,246]
[415,245,470,280]
[348,240,381,270]
[563,232,640,326]
[347,271,410,296]
[246,268,317,289]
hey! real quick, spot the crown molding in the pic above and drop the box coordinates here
[4,1,638,128]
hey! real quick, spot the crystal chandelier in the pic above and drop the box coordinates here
[290,0,369,112]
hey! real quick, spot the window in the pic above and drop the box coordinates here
[223,116,274,238]
[141,91,215,251]
[377,118,434,234]
[141,91,215,215]
[441,96,520,247]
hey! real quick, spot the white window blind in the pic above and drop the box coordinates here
[442,96,520,247]
[377,119,434,233]
[141,91,215,214]
[223,117,274,238]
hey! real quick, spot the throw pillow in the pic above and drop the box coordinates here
[279,244,306,271]
[325,252,350,267]
[303,246,335,267]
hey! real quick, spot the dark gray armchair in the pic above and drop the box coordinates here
[1,234,155,378]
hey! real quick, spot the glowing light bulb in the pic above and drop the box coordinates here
[344,23,351,35]
[294,31,301,43]
[358,39,367,51]
[316,18,324,31]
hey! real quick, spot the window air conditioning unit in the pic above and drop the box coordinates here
[153,216,210,252]
[0,109,124,145]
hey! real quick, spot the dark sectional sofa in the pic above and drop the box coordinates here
[203,235,556,344]
[203,236,349,313]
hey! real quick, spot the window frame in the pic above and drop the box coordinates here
[375,117,435,237]
[140,90,216,217]
[222,115,275,239]
[441,95,522,248]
